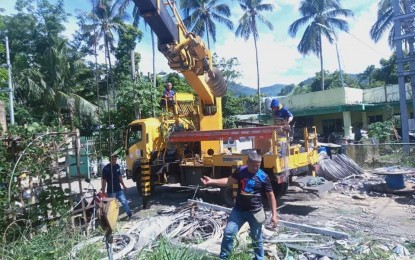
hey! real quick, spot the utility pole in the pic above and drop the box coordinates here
[334,40,345,88]
[316,23,344,88]
[392,0,411,149]
[5,36,14,124]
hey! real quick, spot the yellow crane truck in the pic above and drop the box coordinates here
[127,0,319,208]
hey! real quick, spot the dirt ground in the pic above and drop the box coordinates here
[119,173,415,240]
[95,170,415,258]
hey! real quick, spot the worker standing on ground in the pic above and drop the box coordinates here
[101,154,133,219]
[270,98,293,125]
[201,151,278,260]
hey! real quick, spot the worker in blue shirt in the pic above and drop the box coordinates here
[270,99,293,125]
[162,82,176,108]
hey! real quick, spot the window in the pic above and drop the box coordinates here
[368,115,383,124]
[127,125,142,147]
[322,119,343,135]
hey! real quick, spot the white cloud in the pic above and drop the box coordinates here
[213,1,393,87]
[4,0,393,89]
[321,2,392,75]
[216,34,306,86]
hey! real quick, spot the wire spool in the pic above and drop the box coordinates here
[205,67,227,97]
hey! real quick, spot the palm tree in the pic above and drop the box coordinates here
[360,65,376,87]
[180,0,234,48]
[235,0,274,121]
[370,0,415,48]
[288,0,353,91]
[370,0,395,47]
[79,0,129,107]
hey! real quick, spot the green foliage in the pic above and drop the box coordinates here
[212,54,242,86]
[291,83,311,95]
[368,120,395,143]
[223,115,238,129]
[138,238,212,260]
[181,0,233,48]
[278,84,295,96]
[163,73,193,94]
[114,22,142,80]
[0,123,71,238]
[373,53,399,85]
[222,93,244,118]
[288,0,353,57]
[1,221,85,259]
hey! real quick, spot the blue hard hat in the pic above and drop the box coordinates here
[270,99,279,108]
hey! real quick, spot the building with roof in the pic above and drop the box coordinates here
[261,84,414,142]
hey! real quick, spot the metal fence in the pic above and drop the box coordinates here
[342,143,415,169]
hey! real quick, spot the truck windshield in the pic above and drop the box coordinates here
[127,125,142,147]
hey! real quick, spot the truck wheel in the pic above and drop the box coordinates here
[142,196,151,209]
[220,186,235,207]
[136,181,142,195]
[273,182,288,199]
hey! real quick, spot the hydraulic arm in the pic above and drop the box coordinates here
[132,0,227,113]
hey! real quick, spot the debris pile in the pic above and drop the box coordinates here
[318,154,364,181]
[70,197,414,260]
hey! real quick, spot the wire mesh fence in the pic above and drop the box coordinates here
[342,143,415,169]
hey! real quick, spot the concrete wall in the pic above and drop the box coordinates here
[363,84,413,103]
[275,84,412,110]
[0,101,7,134]
[278,87,364,109]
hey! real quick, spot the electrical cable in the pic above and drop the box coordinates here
[318,154,363,181]
[345,31,389,56]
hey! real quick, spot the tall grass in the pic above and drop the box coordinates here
[0,219,94,260]
[136,237,254,260]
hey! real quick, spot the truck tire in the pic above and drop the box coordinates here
[135,180,142,195]
[220,186,235,207]
[272,182,288,199]
[142,195,151,209]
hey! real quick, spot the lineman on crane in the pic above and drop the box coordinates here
[270,99,293,126]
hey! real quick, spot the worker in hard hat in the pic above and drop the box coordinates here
[270,99,293,125]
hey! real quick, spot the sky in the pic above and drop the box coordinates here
[1,0,393,88]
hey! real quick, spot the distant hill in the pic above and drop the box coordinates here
[227,73,363,97]
[228,83,287,97]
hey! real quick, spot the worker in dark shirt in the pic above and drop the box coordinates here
[201,151,278,260]
[161,82,176,108]
[270,99,293,125]
[101,154,132,219]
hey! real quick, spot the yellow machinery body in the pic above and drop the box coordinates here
[126,1,320,207]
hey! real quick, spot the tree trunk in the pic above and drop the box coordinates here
[205,21,211,49]
[319,33,325,91]
[151,29,156,117]
[93,31,102,155]
[105,34,116,109]
[131,50,141,119]
[253,31,261,121]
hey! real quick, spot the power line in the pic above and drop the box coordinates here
[345,31,389,57]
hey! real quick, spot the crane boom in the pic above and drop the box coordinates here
[132,0,227,108]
